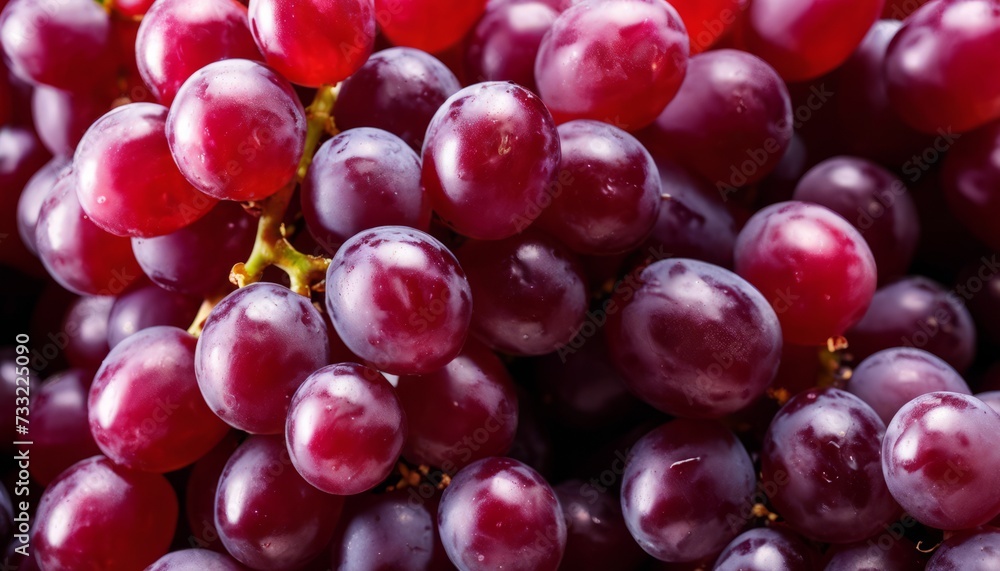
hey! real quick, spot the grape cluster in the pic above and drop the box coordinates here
[2,0,1000,570]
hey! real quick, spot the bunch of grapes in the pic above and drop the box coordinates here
[2,0,1000,569]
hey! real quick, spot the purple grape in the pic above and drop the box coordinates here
[762,388,899,543]
[847,347,971,425]
[30,369,101,485]
[882,392,1000,529]
[438,457,566,571]
[926,529,1000,570]
[215,436,344,570]
[555,480,649,571]
[301,127,430,254]
[824,538,925,571]
[421,81,561,240]
[621,419,755,562]
[464,0,559,92]
[606,258,782,418]
[31,85,110,157]
[535,120,662,255]
[196,282,330,434]
[847,277,977,373]
[106,284,200,348]
[712,527,815,571]
[145,549,247,570]
[61,295,114,371]
[325,226,472,375]
[456,230,588,356]
[333,47,461,151]
[16,157,68,255]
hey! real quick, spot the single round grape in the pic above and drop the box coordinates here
[762,388,899,543]
[644,49,792,187]
[734,201,878,346]
[374,0,486,53]
[74,102,217,237]
[196,282,330,434]
[885,0,1000,133]
[35,172,144,296]
[333,47,461,151]
[606,258,782,418]
[555,479,648,571]
[136,0,262,106]
[848,347,971,425]
[286,363,406,495]
[0,0,115,91]
[114,0,156,18]
[325,226,472,375]
[16,157,68,255]
[534,0,689,129]
[846,277,977,373]
[669,0,743,54]
[882,392,1000,530]
[145,549,247,570]
[396,339,518,473]
[644,160,738,268]
[31,85,110,157]
[793,156,919,283]
[824,538,925,571]
[456,231,587,356]
[942,119,1000,253]
[131,201,257,296]
[248,0,375,87]
[439,456,566,571]
[1,125,53,264]
[33,456,178,571]
[833,20,930,166]
[926,529,1000,570]
[712,528,815,571]
[536,120,661,255]
[30,369,101,485]
[166,58,306,201]
[62,295,114,371]
[421,81,560,240]
[301,127,430,254]
[90,326,230,472]
[329,490,451,570]
[106,284,200,348]
[622,419,755,562]
[215,436,345,570]
[464,0,559,92]
[740,0,883,82]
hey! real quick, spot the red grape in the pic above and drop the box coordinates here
[166,58,306,202]
[536,120,661,255]
[670,0,744,54]
[286,363,406,495]
[196,282,330,434]
[606,258,782,418]
[106,284,200,348]
[248,0,375,87]
[374,0,487,53]
[301,127,430,254]
[396,339,518,473]
[762,388,899,543]
[33,456,178,571]
[421,81,560,240]
[643,49,792,187]
[824,538,925,571]
[31,85,110,157]
[740,0,883,81]
[114,0,156,18]
[325,226,472,375]
[456,230,588,356]
[438,457,566,571]
[621,419,755,562]
[885,0,1000,133]
[61,295,114,372]
[534,0,689,130]
[215,436,344,570]
[882,392,1000,529]
[146,549,248,570]
[333,47,461,151]
[464,0,559,92]
[135,0,262,106]
[712,528,815,571]
[30,369,101,485]
[942,119,1000,252]
[74,102,217,237]
[734,201,878,346]
[926,529,1000,570]
[16,157,68,255]
[89,326,230,472]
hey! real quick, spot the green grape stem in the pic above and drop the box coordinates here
[229,84,339,298]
